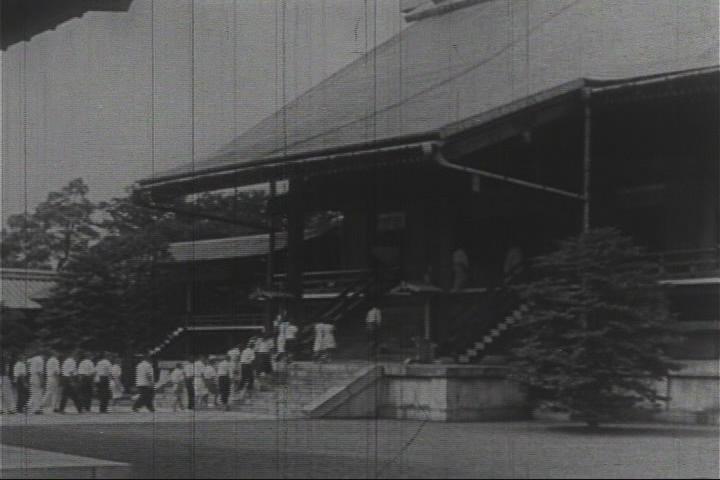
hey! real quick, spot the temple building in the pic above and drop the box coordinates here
[135,0,719,365]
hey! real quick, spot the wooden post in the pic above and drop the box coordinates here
[582,88,592,233]
[287,174,305,322]
[424,298,431,341]
[266,180,277,331]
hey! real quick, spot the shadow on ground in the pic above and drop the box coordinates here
[547,424,719,438]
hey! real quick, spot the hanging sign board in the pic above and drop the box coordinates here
[377,212,406,232]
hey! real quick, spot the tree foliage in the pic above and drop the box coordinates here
[2,178,98,270]
[509,228,680,426]
[5,178,338,355]
[36,195,176,355]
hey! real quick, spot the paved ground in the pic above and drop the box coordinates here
[1,445,130,479]
[1,415,718,478]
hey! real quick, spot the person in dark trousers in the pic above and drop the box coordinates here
[237,342,255,403]
[95,353,113,413]
[59,352,82,414]
[183,357,196,410]
[217,355,232,410]
[12,354,28,414]
[132,355,155,413]
[77,352,95,412]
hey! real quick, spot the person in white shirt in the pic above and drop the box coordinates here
[203,360,218,407]
[1,353,17,414]
[170,363,185,412]
[284,321,299,363]
[216,355,232,410]
[132,356,155,413]
[452,247,470,291]
[237,342,256,402]
[77,353,95,412]
[183,358,196,410]
[12,354,28,414]
[95,353,113,413]
[59,353,82,413]
[42,352,61,413]
[110,357,124,406]
[193,357,207,409]
[366,306,383,356]
[254,336,274,377]
[26,352,45,414]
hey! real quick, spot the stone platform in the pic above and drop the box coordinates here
[1,445,130,479]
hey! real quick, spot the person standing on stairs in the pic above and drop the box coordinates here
[237,341,256,403]
[284,320,298,364]
[314,322,336,363]
[366,306,383,357]
[452,247,470,291]
[255,334,274,379]
[323,323,336,362]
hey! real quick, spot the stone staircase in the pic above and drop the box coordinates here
[152,361,369,417]
[457,304,528,364]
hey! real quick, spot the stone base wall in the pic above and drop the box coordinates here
[310,362,719,424]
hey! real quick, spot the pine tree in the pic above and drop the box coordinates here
[510,228,680,427]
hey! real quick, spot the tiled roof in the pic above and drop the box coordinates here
[143,0,718,187]
[0,268,57,310]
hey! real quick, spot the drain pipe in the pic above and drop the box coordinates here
[430,143,586,201]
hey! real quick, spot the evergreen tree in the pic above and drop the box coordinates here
[37,197,174,356]
[1,178,99,270]
[510,228,680,427]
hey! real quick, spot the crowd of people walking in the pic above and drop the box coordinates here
[0,316,308,415]
[0,349,124,415]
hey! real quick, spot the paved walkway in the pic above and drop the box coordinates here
[1,408,277,425]
[1,444,130,479]
[2,418,717,478]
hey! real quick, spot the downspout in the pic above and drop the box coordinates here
[428,143,586,201]
[581,87,592,232]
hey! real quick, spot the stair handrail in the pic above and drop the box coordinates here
[443,264,527,359]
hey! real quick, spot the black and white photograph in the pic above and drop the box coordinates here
[1,0,718,478]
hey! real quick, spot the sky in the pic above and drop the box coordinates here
[1,0,404,222]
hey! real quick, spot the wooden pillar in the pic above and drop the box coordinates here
[287,174,305,321]
[582,88,592,233]
[185,281,193,315]
[266,180,277,330]
[423,299,431,341]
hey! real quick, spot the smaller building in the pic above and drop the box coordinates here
[0,268,58,354]
[149,219,342,357]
